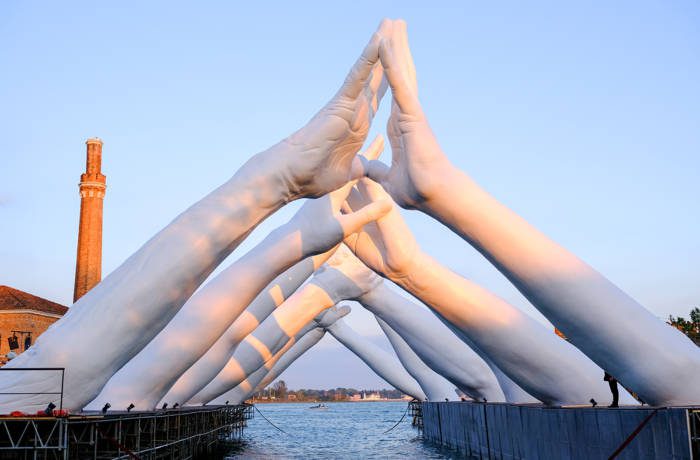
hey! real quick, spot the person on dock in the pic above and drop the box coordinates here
[604,372,619,408]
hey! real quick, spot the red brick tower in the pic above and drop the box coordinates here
[73,138,106,302]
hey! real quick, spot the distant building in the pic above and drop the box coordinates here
[0,286,68,364]
[364,392,382,401]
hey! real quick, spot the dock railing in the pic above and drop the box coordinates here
[0,367,65,412]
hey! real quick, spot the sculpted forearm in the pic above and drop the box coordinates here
[360,282,504,402]
[327,320,426,401]
[162,254,329,406]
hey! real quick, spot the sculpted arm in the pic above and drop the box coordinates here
[325,319,426,401]
[369,19,700,406]
[375,317,457,401]
[319,248,503,401]
[161,252,331,407]
[189,306,349,405]
[209,327,326,406]
[360,283,504,402]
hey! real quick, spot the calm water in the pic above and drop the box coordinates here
[225,401,459,459]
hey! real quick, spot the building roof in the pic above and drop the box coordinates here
[0,286,68,316]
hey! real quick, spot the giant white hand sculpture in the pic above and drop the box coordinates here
[374,317,457,401]
[161,253,332,407]
[0,21,392,414]
[367,19,700,405]
[324,318,426,401]
[210,328,328,406]
[188,305,352,405]
[345,179,635,406]
[86,172,389,411]
[314,247,505,402]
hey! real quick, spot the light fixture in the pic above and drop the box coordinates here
[102,403,111,414]
[127,403,135,412]
[44,402,56,416]
[173,403,179,409]
[161,403,168,410]
[590,398,598,407]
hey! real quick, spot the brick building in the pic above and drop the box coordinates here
[0,286,68,364]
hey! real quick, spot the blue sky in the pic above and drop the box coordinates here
[1,1,698,389]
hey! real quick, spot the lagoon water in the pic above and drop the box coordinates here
[225,401,457,459]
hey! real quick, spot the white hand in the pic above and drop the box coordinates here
[308,244,383,303]
[279,20,393,199]
[364,19,454,209]
[342,178,422,282]
[286,138,391,257]
[314,304,352,328]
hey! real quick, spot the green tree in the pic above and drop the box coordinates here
[668,307,700,345]
[273,380,288,399]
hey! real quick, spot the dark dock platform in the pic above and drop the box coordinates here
[419,402,700,459]
[0,404,253,459]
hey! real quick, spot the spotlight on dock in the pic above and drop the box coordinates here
[44,402,56,416]
[225,401,229,405]
[102,403,111,414]
[173,403,179,409]
[590,398,597,407]
[161,403,168,410]
[127,403,135,412]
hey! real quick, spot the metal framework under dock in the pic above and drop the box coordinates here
[0,404,252,459]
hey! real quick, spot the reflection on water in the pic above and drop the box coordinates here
[225,401,459,459]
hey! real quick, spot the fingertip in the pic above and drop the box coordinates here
[377,18,393,35]
[372,198,393,218]
[362,134,385,161]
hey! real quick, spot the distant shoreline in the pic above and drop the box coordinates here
[249,399,410,404]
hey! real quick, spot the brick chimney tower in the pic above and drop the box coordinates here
[73,138,106,302]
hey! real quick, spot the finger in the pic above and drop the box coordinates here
[395,19,418,93]
[349,134,384,179]
[338,19,392,100]
[363,134,385,161]
[328,180,358,210]
[358,178,410,235]
[377,75,389,105]
[344,186,368,211]
[335,304,352,318]
[359,177,393,203]
[365,159,390,184]
[312,245,340,270]
[379,37,421,115]
[367,64,386,116]
[338,199,392,238]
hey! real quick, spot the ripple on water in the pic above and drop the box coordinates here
[224,401,463,459]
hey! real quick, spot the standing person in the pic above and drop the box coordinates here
[604,372,619,408]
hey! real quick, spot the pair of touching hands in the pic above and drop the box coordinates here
[286,18,450,285]
[284,18,450,211]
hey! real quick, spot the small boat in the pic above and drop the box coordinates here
[309,403,329,410]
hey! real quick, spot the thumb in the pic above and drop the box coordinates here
[349,134,385,179]
[337,199,392,238]
[366,159,390,183]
